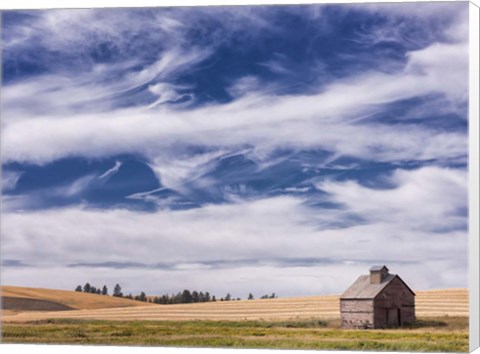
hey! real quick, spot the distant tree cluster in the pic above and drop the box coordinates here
[75,283,108,295]
[151,290,218,304]
[124,291,147,302]
[149,290,270,304]
[74,283,146,301]
[75,284,277,304]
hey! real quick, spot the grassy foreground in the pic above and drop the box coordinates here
[1,316,468,352]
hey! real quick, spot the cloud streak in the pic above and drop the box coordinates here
[1,4,469,296]
[99,161,123,180]
[1,40,468,168]
[1,166,467,294]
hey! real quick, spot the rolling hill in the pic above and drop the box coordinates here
[0,286,468,323]
[1,285,156,314]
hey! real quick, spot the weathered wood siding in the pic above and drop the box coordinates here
[373,277,415,328]
[341,299,373,312]
[340,299,375,329]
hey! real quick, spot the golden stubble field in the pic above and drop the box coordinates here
[1,286,468,322]
[1,286,469,351]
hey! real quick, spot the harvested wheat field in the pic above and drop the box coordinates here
[0,285,156,314]
[1,287,468,323]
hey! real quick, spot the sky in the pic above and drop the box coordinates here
[0,2,469,298]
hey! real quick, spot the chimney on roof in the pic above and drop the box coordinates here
[370,265,389,284]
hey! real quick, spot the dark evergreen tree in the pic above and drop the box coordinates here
[102,285,108,295]
[90,286,97,294]
[192,290,199,303]
[75,285,83,292]
[181,290,193,303]
[248,293,254,300]
[225,293,231,301]
[113,284,123,297]
[83,283,91,293]
[205,292,211,302]
[139,291,147,302]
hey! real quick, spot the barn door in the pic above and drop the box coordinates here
[387,308,399,327]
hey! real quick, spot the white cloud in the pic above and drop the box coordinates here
[2,170,23,192]
[148,149,237,193]
[226,76,266,98]
[1,166,467,294]
[60,175,97,197]
[348,2,468,45]
[1,5,468,182]
[1,256,465,298]
[147,83,188,108]
[405,42,468,103]
[1,39,468,167]
[284,187,310,193]
[317,166,467,232]
[98,160,122,180]
[1,174,96,212]
[2,46,210,124]
[0,5,469,296]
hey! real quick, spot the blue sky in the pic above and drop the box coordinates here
[1,3,469,297]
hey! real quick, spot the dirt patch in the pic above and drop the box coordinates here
[2,296,74,312]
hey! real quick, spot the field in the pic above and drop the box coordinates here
[0,286,469,352]
[1,317,468,352]
[1,286,156,313]
[1,287,468,322]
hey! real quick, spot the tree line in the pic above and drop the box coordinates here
[75,283,109,295]
[75,283,277,304]
[75,283,125,297]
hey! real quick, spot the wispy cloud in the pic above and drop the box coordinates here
[1,39,468,166]
[317,166,467,232]
[2,5,468,210]
[98,161,122,180]
[2,170,23,192]
[1,4,468,295]
[1,165,467,294]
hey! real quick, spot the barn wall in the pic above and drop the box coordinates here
[341,300,373,312]
[340,300,374,329]
[374,276,415,328]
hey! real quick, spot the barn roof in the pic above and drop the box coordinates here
[370,265,388,272]
[340,274,415,299]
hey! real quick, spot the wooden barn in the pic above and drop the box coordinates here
[340,266,415,329]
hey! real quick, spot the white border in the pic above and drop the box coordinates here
[1,1,479,354]
[469,1,480,352]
